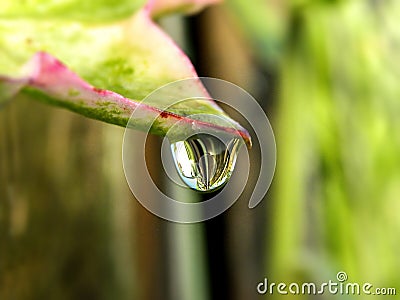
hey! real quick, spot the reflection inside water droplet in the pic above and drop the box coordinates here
[170,134,242,192]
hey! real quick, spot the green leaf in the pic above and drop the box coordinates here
[0,1,251,147]
[1,0,146,22]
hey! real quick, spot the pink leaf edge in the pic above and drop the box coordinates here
[1,52,252,148]
[147,0,222,18]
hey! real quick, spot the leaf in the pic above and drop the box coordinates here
[1,51,251,145]
[0,1,251,147]
[1,0,146,22]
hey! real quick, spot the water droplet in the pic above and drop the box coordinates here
[170,134,242,192]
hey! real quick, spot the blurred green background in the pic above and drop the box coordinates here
[1,0,399,299]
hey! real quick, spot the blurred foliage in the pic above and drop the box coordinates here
[229,0,400,296]
[0,96,121,299]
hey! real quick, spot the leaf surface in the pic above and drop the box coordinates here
[0,0,251,146]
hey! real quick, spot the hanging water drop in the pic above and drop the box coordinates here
[170,133,242,192]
